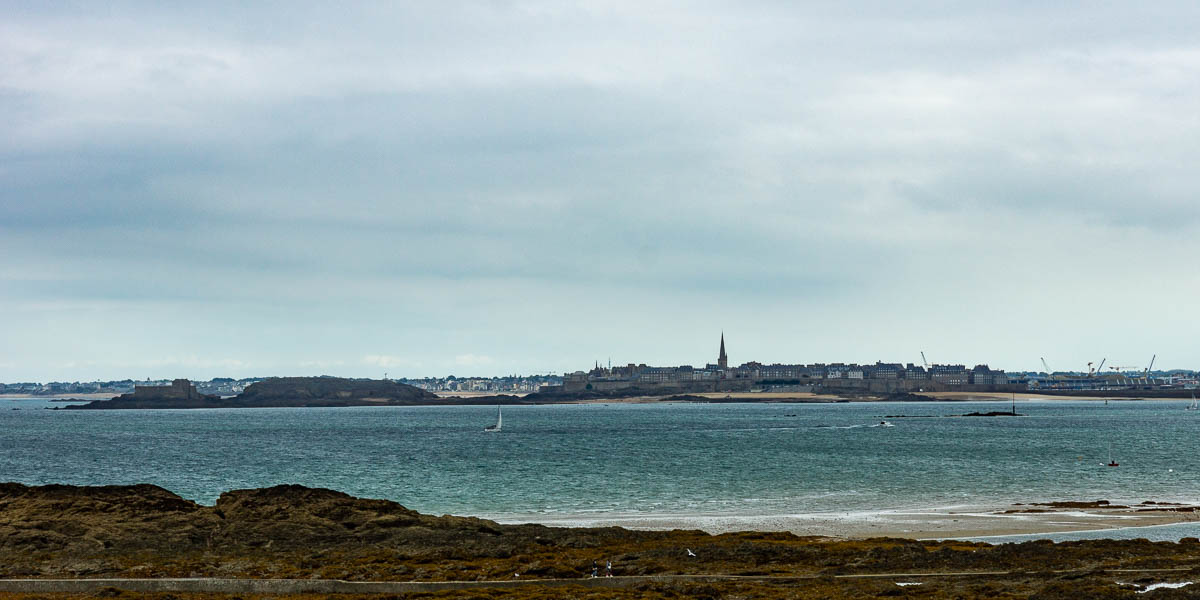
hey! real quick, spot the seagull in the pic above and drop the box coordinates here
[686,548,697,557]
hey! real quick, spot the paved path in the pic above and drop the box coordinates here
[0,568,1193,595]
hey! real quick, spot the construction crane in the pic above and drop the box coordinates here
[1143,354,1156,384]
[1087,362,1094,376]
[1095,358,1106,375]
[921,351,929,370]
[1040,357,1052,374]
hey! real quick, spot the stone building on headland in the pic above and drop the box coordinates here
[561,334,1019,394]
[132,379,204,401]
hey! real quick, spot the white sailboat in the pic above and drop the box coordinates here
[484,405,502,432]
[1187,394,1198,411]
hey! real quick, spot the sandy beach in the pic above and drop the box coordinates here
[491,502,1200,540]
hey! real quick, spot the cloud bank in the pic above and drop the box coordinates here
[2,2,1199,380]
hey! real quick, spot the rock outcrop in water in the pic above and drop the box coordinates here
[232,376,440,406]
[63,376,440,409]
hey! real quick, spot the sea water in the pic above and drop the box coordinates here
[2,400,1198,531]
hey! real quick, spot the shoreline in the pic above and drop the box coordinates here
[536,392,1200,405]
[6,476,1195,541]
[487,502,1200,540]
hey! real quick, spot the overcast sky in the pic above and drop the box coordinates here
[3,2,1199,381]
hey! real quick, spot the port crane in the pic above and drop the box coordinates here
[1039,357,1057,388]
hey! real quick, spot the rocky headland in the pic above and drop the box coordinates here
[231,376,440,407]
[62,377,440,410]
[3,483,1200,599]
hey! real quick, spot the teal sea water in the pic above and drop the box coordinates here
[2,399,1198,538]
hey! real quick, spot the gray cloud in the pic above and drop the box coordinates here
[3,2,1199,380]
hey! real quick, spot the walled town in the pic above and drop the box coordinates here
[556,334,1016,395]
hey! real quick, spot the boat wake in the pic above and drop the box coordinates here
[815,422,894,429]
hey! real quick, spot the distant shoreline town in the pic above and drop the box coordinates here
[3,334,1197,397]
[543,335,1198,396]
[0,374,561,398]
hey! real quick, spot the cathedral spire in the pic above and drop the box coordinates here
[718,332,728,369]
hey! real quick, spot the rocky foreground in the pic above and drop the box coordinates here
[3,484,1200,599]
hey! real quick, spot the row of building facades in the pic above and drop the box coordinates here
[402,375,561,393]
[555,334,1016,393]
[0,378,259,397]
[562,361,1010,392]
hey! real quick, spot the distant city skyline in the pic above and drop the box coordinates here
[0,339,1183,384]
[4,3,1200,381]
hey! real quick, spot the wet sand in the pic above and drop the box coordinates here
[491,503,1200,540]
[435,391,531,398]
[560,391,1195,404]
[565,392,844,404]
[922,391,1173,402]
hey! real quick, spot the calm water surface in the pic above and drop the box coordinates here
[2,400,1197,523]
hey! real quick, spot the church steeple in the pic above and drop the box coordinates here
[718,332,728,369]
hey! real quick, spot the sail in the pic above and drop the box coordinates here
[484,405,502,431]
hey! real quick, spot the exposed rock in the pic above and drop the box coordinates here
[233,377,439,407]
[1031,500,1128,509]
[0,482,212,554]
[661,394,710,402]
